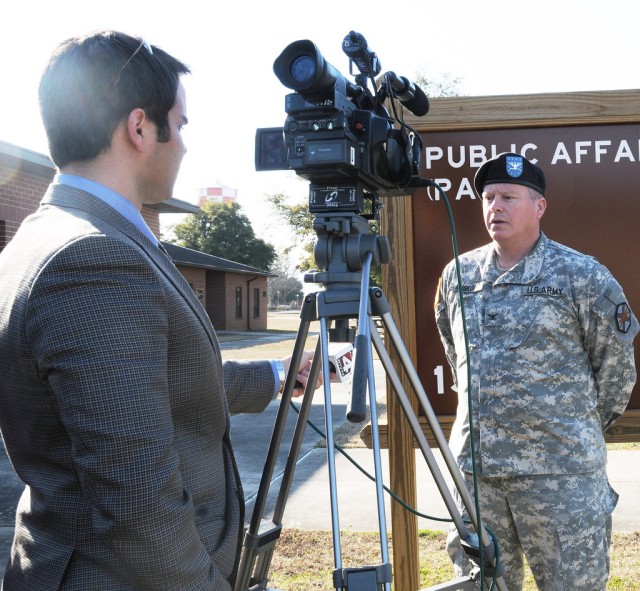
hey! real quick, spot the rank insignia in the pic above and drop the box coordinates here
[615,302,632,333]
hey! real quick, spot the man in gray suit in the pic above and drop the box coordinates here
[0,31,317,590]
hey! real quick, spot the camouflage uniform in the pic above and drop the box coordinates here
[435,232,638,590]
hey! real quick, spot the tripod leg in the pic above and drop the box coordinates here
[364,336,392,591]
[271,337,323,524]
[248,313,313,532]
[239,348,324,591]
[368,321,471,537]
[319,315,345,579]
[235,297,319,591]
[369,288,509,591]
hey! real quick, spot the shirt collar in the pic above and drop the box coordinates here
[53,174,159,245]
[487,233,547,285]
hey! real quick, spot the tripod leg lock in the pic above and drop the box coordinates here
[460,534,505,579]
[241,521,282,552]
[333,563,392,590]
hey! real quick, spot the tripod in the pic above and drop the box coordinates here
[234,203,509,591]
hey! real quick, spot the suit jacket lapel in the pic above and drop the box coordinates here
[41,184,218,349]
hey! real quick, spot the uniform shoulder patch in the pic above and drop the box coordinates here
[615,302,632,333]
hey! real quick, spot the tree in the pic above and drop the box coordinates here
[414,71,463,98]
[267,193,316,272]
[268,253,304,309]
[170,201,276,271]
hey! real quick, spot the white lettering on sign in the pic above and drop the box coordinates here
[427,139,640,170]
[427,177,476,201]
[425,143,540,170]
[552,142,571,164]
[434,365,457,394]
[425,146,443,169]
[551,139,640,164]
[469,145,488,167]
[434,365,444,395]
[595,140,612,162]
[426,178,450,201]
[423,137,640,204]
[615,140,635,162]
[456,177,475,200]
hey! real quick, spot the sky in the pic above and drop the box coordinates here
[1,0,639,248]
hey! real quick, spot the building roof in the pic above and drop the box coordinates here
[161,241,274,277]
[0,139,200,215]
[146,198,200,214]
[0,139,55,178]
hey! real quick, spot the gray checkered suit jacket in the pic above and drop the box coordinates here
[0,184,276,590]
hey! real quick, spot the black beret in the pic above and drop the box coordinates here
[474,152,546,197]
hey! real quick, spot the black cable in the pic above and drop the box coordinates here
[288,398,501,589]
[289,400,452,523]
[431,181,499,590]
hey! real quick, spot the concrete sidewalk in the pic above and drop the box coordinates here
[233,361,640,534]
[1,358,639,581]
[243,440,640,534]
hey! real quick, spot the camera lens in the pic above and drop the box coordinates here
[290,55,316,84]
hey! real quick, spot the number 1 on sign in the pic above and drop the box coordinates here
[434,365,444,395]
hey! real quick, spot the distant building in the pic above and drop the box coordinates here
[161,242,273,332]
[0,139,270,331]
[197,184,237,206]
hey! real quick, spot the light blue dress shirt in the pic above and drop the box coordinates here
[54,174,158,246]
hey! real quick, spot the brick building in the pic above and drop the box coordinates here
[0,139,271,331]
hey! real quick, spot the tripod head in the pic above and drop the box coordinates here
[303,181,390,342]
[305,186,390,286]
[303,176,437,291]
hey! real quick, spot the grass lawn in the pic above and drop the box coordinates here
[268,529,640,590]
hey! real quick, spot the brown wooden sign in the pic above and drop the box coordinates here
[413,122,640,414]
[377,90,640,441]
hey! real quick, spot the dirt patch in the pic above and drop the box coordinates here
[316,403,387,449]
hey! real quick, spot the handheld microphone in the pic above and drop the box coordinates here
[327,342,354,383]
[385,71,429,117]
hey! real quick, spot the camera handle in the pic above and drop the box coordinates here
[234,208,509,591]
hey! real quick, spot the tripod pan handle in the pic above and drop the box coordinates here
[346,334,369,423]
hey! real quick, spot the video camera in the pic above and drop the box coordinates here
[255,31,428,217]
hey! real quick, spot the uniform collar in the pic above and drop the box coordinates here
[488,233,547,285]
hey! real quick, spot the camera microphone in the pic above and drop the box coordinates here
[385,71,429,117]
[342,31,381,78]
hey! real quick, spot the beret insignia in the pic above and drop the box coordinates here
[506,155,524,178]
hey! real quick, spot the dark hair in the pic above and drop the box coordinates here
[38,30,191,168]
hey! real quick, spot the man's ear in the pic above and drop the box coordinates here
[126,108,147,151]
[536,197,547,220]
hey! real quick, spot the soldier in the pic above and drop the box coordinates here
[434,152,638,590]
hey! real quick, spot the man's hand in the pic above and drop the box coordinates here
[281,350,323,398]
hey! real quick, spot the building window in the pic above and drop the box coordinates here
[188,282,204,303]
[253,288,260,318]
[0,220,5,251]
[235,287,242,319]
